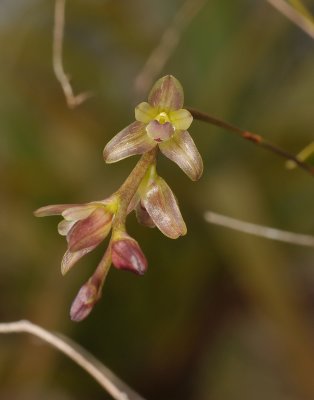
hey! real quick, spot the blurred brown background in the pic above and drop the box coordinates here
[1,0,314,399]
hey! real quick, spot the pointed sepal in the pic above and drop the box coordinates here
[61,246,97,276]
[34,204,77,217]
[159,130,203,181]
[67,207,113,252]
[142,176,187,239]
[148,75,184,111]
[103,121,155,163]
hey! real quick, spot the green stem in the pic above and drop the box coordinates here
[188,107,314,178]
[113,148,158,231]
[91,244,113,296]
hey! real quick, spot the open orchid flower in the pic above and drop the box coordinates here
[34,200,116,275]
[128,164,187,239]
[103,75,203,181]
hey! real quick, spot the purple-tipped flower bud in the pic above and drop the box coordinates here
[70,278,100,322]
[111,234,147,275]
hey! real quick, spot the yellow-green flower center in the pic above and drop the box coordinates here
[155,112,171,126]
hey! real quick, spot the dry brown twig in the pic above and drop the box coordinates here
[53,0,92,108]
[205,211,314,247]
[288,0,314,23]
[189,108,314,177]
[266,0,314,39]
[0,320,146,400]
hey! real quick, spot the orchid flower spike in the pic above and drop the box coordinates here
[34,76,203,321]
[103,75,203,181]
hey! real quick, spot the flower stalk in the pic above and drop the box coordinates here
[70,245,112,321]
[112,147,158,232]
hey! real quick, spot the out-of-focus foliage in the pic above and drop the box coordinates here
[1,1,314,399]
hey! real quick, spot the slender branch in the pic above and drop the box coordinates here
[134,0,207,95]
[53,0,92,108]
[0,320,146,400]
[266,0,314,39]
[204,211,314,247]
[188,108,314,177]
[286,141,314,169]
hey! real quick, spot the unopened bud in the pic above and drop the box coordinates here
[70,279,100,322]
[111,235,147,275]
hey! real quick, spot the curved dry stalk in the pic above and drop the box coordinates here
[0,320,146,400]
[53,0,92,108]
[188,108,314,178]
[205,211,314,247]
[134,0,207,95]
[266,0,314,39]
[288,0,314,23]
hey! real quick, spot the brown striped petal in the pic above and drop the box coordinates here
[159,130,203,181]
[61,246,97,275]
[142,176,186,239]
[34,204,77,217]
[68,207,112,252]
[103,121,156,163]
[148,75,184,111]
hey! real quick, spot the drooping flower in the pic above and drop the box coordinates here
[34,199,117,275]
[103,75,203,181]
[111,232,147,275]
[128,164,187,239]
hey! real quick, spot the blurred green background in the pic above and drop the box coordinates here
[1,0,314,399]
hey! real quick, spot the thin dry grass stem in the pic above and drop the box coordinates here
[134,0,207,95]
[0,320,146,400]
[53,0,92,108]
[288,0,314,23]
[188,108,314,177]
[266,0,314,39]
[205,211,314,248]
